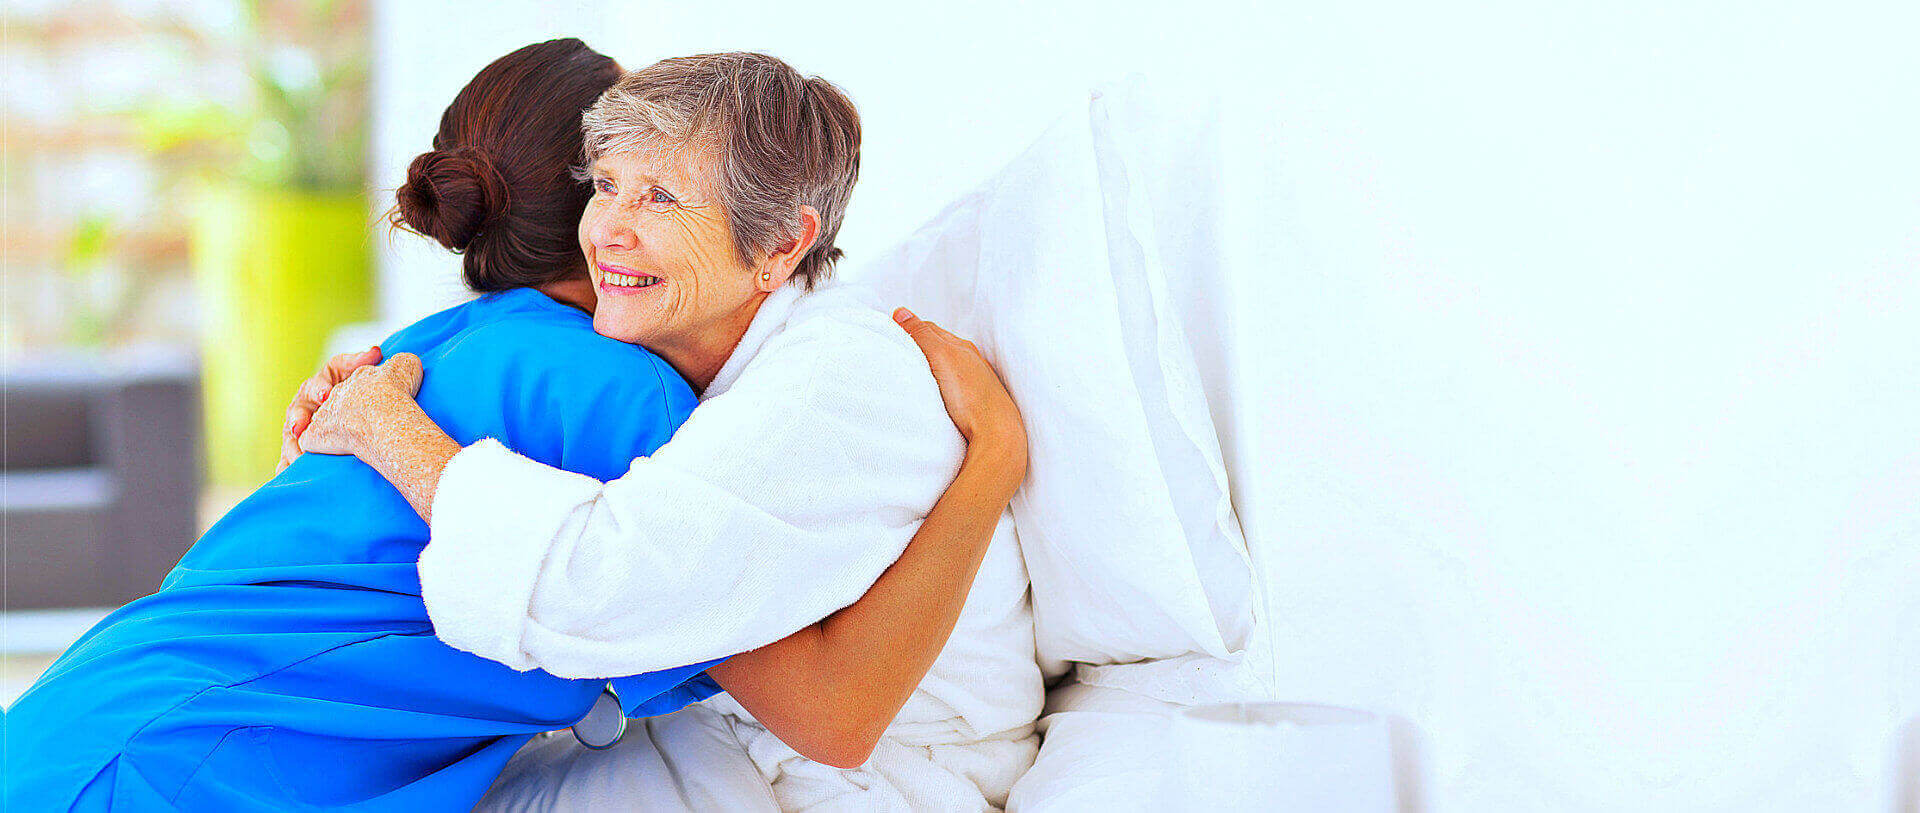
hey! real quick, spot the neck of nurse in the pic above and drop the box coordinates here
[656,290,770,395]
[536,275,597,315]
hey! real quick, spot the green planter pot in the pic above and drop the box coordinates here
[191,185,373,488]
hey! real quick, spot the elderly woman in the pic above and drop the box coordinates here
[293,53,1045,809]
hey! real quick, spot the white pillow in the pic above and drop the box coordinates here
[848,77,1257,676]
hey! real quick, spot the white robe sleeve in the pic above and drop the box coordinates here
[419,318,966,678]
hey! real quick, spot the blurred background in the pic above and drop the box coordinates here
[4,0,375,700]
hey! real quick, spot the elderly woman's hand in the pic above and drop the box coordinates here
[279,346,384,473]
[297,353,427,459]
[892,308,1028,486]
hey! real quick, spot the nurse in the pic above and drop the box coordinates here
[5,39,1026,811]
[0,40,712,811]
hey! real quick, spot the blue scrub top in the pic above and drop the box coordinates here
[4,287,730,811]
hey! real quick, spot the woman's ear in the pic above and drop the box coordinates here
[757,205,821,292]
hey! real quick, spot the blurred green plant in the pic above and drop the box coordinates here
[59,214,144,347]
[134,0,368,192]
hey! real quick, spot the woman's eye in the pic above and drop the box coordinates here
[594,179,615,195]
[649,189,676,204]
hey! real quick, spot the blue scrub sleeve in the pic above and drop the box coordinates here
[611,654,734,718]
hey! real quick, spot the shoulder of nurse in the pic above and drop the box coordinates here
[442,318,638,368]
[464,318,675,375]
[443,319,690,403]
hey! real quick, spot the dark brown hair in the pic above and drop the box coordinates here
[392,38,620,292]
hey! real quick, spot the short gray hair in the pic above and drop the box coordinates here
[578,52,861,289]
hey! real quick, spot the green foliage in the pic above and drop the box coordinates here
[131,0,368,191]
[58,214,139,348]
[63,215,114,269]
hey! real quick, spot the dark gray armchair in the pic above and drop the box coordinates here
[3,350,200,610]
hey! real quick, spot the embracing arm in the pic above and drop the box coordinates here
[292,310,1025,770]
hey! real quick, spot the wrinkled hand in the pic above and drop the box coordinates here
[297,353,426,458]
[279,346,383,473]
[891,308,1028,476]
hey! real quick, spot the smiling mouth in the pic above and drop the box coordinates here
[602,270,661,288]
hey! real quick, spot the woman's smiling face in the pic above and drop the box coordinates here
[578,141,762,359]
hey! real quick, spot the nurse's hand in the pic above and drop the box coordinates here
[891,308,1028,488]
[298,353,425,459]
[279,346,383,473]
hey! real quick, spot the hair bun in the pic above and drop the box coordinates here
[393,145,510,251]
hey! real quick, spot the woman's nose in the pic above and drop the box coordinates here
[587,206,638,251]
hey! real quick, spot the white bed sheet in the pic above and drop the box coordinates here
[1005,685,1181,811]
[1006,684,1397,812]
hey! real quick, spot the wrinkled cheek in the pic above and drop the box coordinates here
[666,277,694,325]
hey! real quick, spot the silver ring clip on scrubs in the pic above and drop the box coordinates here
[571,685,627,749]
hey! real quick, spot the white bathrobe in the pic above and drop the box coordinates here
[420,281,1046,811]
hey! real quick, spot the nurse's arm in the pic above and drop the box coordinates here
[705,312,1025,768]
